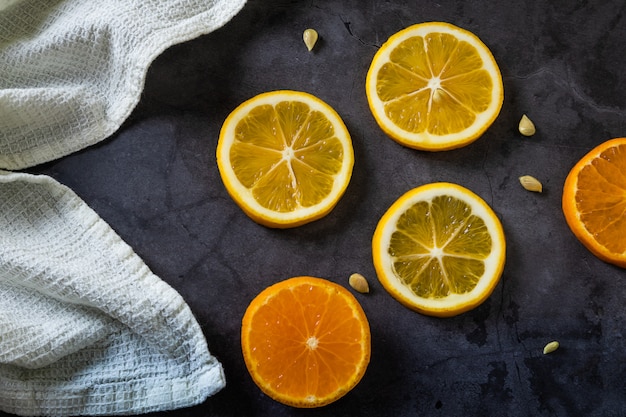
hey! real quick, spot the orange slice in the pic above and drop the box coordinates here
[372,183,506,317]
[241,276,371,408]
[217,91,354,228]
[562,138,626,268]
[365,22,503,151]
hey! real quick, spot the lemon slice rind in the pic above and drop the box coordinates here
[217,90,354,228]
[372,182,506,316]
[366,22,504,151]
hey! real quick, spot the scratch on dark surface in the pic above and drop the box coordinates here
[482,140,496,208]
[143,197,212,222]
[340,14,355,37]
[338,14,380,48]
[426,346,530,371]
[179,210,244,282]
[514,361,523,384]
[507,67,626,116]
[492,279,505,350]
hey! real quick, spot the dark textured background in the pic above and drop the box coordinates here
[16,0,626,415]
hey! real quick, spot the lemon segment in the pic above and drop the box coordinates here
[217,91,354,228]
[372,182,506,317]
[366,22,504,151]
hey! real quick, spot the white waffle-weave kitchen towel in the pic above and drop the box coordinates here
[0,170,226,416]
[0,0,245,170]
[0,0,246,415]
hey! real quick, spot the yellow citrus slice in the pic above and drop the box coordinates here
[372,183,506,317]
[217,90,354,228]
[562,138,626,268]
[365,22,504,151]
[241,276,371,408]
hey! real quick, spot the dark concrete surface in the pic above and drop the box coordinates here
[15,0,626,415]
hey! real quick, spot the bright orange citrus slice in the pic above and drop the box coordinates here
[241,276,370,408]
[365,22,503,151]
[562,138,626,268]
[217,90,354,228]
[372,183,506,317]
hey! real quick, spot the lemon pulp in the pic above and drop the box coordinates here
[230,101,344,211]
[389,194,492,298]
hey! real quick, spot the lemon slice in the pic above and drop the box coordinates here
[366,22,504,151]
[372,182,506,317]
[217,90,354,228]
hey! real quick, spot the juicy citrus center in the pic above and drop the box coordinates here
[306,336,319,350]
[373,182,506,317]
[230,101,345,212]
[389,194,492,298]
[376,32,494,136]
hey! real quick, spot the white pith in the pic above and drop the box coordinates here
[374,183,505,312]
[218,91,354,224]
[366,22,503,148]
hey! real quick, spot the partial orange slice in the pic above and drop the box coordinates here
[372,183,506,317]
[562,138,626,268]
[241,276,371,408]
[217,91,354,228]
[366,22,503,151]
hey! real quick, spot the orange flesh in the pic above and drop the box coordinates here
[241,277,370,407]
[573,143,626,254]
